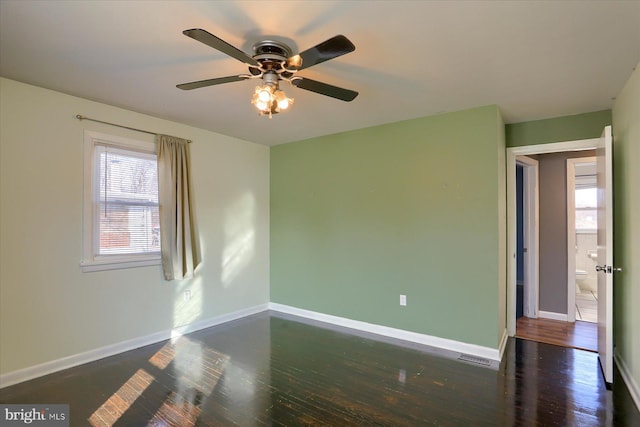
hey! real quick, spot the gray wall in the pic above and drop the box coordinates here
[538,150,595,314]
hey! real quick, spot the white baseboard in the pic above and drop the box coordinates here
[0,303,269,389]
[268,303,502,362]
[614,349,640,413]
[2,302,507,388]
[538,311,568,321]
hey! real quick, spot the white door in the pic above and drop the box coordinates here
[596,125,614,385]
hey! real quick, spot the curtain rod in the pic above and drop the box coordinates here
[75,115,191,143]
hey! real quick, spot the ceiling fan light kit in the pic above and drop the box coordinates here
[177,29,358,117]
[250,71,294,118]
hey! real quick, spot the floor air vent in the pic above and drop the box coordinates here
[457,354,492,366]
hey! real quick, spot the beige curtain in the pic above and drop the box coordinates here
[157,135,200,280]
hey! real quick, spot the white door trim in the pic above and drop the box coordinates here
[516,156,539,319]
[567,159,577,323]
[507,138,599,336]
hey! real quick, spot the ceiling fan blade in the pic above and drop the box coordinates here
[289,35,355,71]
[177,75,249,90]
[291,77,358,101]
[183,28,259,67]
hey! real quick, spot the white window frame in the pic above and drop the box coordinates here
[575,186,598,234]
[81,130,161,272]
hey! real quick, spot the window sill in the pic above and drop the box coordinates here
[80,256,161,272]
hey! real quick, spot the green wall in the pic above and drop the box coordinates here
[612,64,640,400]
[506,110,611,147]
[271,106,505,349]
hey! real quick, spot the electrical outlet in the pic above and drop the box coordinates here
[400,294,407,306]
[184,289,192,301]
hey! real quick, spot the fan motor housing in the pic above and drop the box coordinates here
[249,40,293,75]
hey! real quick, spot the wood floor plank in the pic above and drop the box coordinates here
[515,316,598,352]
[1,312,638,426]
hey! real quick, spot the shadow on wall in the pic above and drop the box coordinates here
[221,192,256,288]
[173,276,204,329]
[170,191,257,331]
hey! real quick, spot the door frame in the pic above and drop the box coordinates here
[516,156,539,319]
[507,138,599,336]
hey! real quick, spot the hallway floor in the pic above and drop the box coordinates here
[576,289,598,323]
[516,316,597,352]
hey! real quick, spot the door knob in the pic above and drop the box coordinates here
[596,265,623,274]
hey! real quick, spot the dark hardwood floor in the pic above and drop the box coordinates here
[1,311,638,426]
[516,316,598,352]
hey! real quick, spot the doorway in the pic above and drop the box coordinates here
[516,156,538,321]
[507,138,600,337]
[567,158,598,323]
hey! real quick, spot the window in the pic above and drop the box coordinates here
[82,131,161,272]
[575,187,597,232]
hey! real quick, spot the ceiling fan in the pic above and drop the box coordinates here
[177,29,358,116]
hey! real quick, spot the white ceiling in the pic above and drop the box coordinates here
[1,1,639,146]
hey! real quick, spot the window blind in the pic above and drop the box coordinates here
[94,144,160,256]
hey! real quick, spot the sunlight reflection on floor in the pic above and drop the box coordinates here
[88,369,154,426]
[88,336,230,426]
